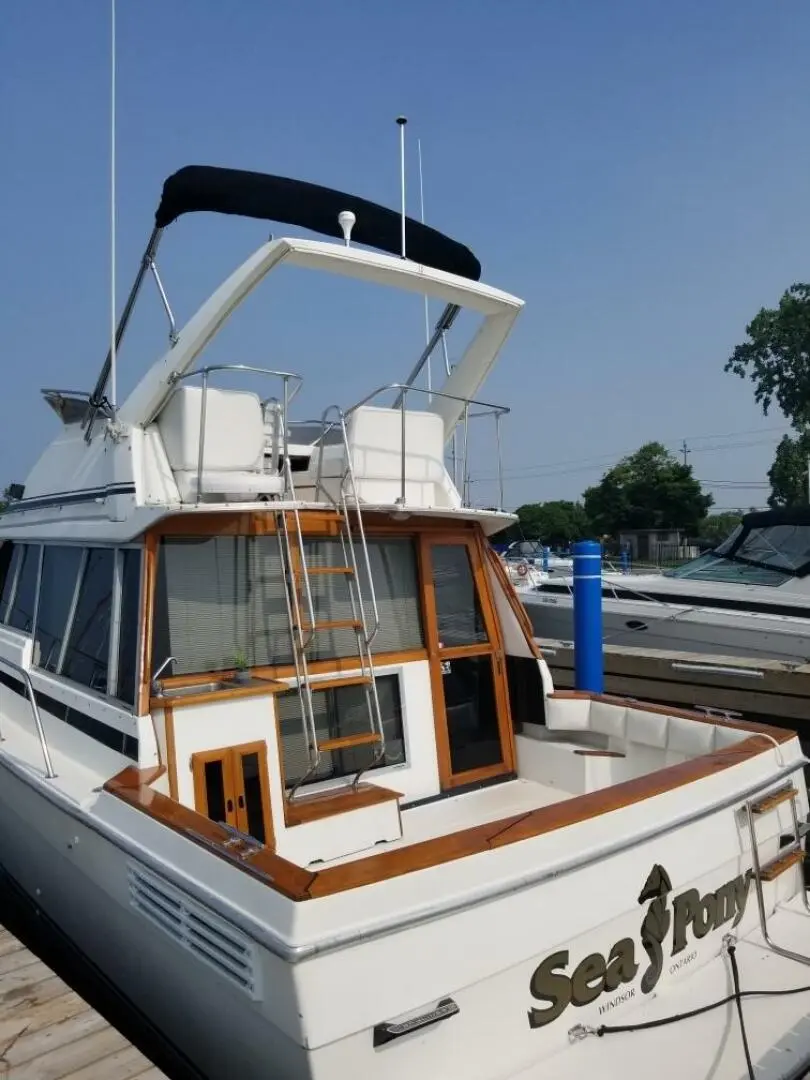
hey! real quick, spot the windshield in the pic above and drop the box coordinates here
[666,552,790,586]
[665,520,810,585]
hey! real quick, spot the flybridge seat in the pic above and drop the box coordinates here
[158,385,285,502]
[305,405,461,508]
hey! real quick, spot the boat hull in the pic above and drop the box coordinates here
[1,748,808,1079]
[0,758,308,1079]
[521,589,810,663]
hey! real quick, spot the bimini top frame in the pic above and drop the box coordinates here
[87,164,524,442]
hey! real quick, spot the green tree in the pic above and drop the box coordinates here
[698,512,743,545]
[766,432,810,508]
[724,283,810,429]
[508,500,591,547]
[583,442,713,537]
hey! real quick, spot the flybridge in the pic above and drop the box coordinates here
[84,164,522,442]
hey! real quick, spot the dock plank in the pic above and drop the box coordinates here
[0,927,168,1079]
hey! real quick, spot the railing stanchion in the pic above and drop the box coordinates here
[399,390,407,505]
[495,410,504,510]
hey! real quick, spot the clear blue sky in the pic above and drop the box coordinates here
[1,0,807,512]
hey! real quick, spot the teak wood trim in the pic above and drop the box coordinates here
[192,747,238,829]
[105,712,797,902]
[164,704,179,800]
[137,532,159,717]
[105,767,312,899]
[234,741,276,852]
[483,544,541,659]
[285,782,401,827]
[150,677,287,711]
[420,532,516,789]
[156,650,429,691]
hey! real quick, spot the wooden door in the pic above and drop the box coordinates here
[420,535,515,789]
[192,741,274,848]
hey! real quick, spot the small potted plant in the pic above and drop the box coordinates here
[232,648,251,685]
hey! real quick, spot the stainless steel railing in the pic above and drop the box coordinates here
[322,383,510,510]
[167,364,304,504]
[0,656,56,778]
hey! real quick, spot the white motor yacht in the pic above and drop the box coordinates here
[519,510,810,663]
[1,165,810,1080]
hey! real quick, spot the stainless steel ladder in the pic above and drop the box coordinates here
[745,780,810,965]
[278,412,385,801]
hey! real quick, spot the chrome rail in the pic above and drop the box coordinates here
[0,656,56,779]
[168,364,304,504]
[337,383,510,510]
[314,405,386,786]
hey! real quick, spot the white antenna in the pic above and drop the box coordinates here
[109,0,117,416]
[417,137,431,395]
[396,116,407,258]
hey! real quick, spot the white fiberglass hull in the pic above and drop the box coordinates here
[520,587,810,663]
[3,749,810,1079]
[0,759,307,1079]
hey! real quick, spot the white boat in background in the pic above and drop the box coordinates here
[2,165,810,1079]
[519,509,810,663]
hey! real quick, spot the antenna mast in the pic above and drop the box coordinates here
[396,116,407,259]
[417,137,431,395]
[109,0,117,416]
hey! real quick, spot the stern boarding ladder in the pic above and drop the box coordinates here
[745,780,810,964]
[277,406,385,801]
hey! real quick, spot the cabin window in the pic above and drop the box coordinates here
[0,542,18,620]
[153,535,423,676]
[154,535,293,676]
[62,548,114,694]
[277,674,405,788]
[7,544,40,633]
[431,543,488,647]
[34,546,83,672]
[304,537,423,659]
[114,549,142,706]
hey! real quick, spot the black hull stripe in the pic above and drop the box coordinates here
[536,583,810,622]
[0,669,138,760]
[5,484,137,514]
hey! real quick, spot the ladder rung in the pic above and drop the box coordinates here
[301,619,363,633]
[750,785,798,815]
[304,566,354,576]
[310,675,373,692]
[318,732,381,752]
[759,848,805,882]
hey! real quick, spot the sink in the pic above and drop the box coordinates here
[158,680,232,698]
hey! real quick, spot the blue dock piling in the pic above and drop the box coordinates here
[573,540,604,693]
[542,546,550,573]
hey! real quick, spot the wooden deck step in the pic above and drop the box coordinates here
[318,732,381,752]
[0,926,168,1078]
[301,619,363,634]
[304,565,354,576]
[759,848,805,882]
[285,782,401,827]
[751,785,797,815]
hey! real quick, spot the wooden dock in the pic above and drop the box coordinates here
[537,638,810,731]
[0,925,167,1080]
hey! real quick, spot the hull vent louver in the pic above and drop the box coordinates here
[127,862,261,1000]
